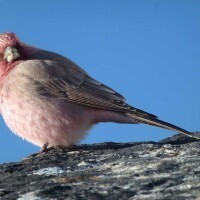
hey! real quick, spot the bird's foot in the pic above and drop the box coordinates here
[24,143,77,160]
[42,144,78,152]
[23,146,49,159]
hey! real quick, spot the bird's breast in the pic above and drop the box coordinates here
[0,81,94,147]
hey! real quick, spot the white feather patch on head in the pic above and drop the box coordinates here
[4,46,20,62]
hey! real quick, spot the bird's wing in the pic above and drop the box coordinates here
[16,50,157,119]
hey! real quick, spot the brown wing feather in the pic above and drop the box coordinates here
[20,50,158,118]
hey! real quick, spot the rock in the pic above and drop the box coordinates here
[0,133,200,200]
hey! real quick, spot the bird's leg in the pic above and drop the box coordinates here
[40,142,49,152]
[24,143,78,160]
[24,142,52,159]
[40,143,76,152]
[40,143,63,152]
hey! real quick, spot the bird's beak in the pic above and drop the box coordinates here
[3,46,20,63]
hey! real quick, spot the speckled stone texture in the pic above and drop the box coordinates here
[0,133,200,200]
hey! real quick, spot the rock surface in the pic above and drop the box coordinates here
[0,133,200,200]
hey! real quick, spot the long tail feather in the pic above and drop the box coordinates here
[127,114,200,140]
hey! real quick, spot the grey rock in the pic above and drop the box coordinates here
[0,133,200,200]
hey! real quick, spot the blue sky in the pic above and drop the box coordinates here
[0,1,199,163]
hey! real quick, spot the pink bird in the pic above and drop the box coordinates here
[0,32,198,149]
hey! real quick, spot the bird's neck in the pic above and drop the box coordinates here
[0,61,22,81]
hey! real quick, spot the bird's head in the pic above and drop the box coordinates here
[0,32,38,79]
[0,32,21,63]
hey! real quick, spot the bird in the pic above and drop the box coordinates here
[0,32,199,149]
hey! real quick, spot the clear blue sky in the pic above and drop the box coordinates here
[0,1,199,163]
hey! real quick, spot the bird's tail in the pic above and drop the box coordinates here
[126,113,200,140]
